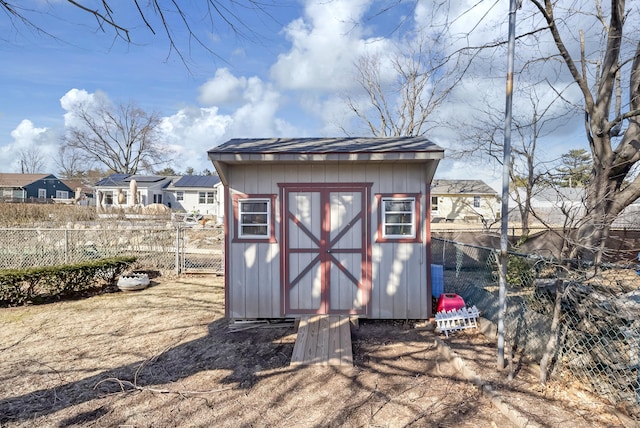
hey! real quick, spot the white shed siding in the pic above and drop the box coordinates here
[226,164,281,318]
[225,163,430,319]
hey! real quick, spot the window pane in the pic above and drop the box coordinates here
[241,214,267,224]
[385,213,412,224]
[384,200,412,212]
[242,225,268,236]
[385,225,413,236]
[241,202,268,213]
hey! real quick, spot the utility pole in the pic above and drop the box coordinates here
[498,0,519,369]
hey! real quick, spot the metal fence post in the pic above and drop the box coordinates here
[64,229,69,264]
[175,225,181,275]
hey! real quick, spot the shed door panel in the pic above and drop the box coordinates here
[283,185,370,315]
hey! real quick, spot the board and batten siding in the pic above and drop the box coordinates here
[225,163,431,319]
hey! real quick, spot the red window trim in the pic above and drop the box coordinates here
[232,193,277,243]
[375,193,422,243]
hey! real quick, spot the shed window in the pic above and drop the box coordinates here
[239,199,270,237]
[431,196,439,213]
[473,196,481,208]
[376,193,421,243]
[382,197,415,238]
[176,191,184,201]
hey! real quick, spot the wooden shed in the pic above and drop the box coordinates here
[208,137,444,320]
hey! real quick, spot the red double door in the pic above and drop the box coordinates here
[281,183,371,315]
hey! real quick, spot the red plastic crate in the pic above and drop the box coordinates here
[436,293,466,313]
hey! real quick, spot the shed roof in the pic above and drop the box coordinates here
[0,173,54,187]
[431,179,497,195]
[208,137,444,164]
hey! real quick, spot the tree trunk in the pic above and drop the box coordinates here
[539,279,564,384]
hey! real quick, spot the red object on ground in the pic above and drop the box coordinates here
[436,293,466,313]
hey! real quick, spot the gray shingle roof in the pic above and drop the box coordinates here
[431,179,497,195]
[209,137,443,154]
[0,173,53,187]
[94,174,130,187]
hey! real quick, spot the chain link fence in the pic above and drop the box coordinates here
[432,237,640,418]
[0,225,224,275]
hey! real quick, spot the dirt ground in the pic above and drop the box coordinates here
[0,275,635,427]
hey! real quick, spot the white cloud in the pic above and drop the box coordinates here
[270,0,393,92]
[160,106,232,172]
[198,68,247,106]
[60,88,110,127]
[161,74,297,172]
[2,120,58,173]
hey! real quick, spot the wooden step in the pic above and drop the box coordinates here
[290,315,353,366]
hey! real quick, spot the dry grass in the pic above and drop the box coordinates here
[0,275,629,427]
[0,203,98,227]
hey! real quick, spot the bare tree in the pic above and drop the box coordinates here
[526,0,640,262]
[18,147,46,173]
[56,145,86,179]
[62,99,171,174]
[460,85,568,235]
[346,35,465,137]
[0,1,282,65]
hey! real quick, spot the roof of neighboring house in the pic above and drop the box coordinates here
[513,186,585,204]
[94,174,130,187]
[171,175,221,188]
[61,179,94,194]
[532,187,584,203]
[208,137,444,163]
[431,179,497,195]
[0,173,55,187]
[94,174,174,187]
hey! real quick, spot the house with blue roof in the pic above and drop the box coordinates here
[164,175,223,222]
[94,174,174,209]
[94,173,223,221]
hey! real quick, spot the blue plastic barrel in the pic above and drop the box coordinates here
[431,264,444,298]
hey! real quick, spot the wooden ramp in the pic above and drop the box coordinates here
[290,315,353,366]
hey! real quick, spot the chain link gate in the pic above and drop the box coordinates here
[177,225,224,275]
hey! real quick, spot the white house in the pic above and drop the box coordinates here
[94,174,173,209]
[430,179,500,225]
[164,175,224,222]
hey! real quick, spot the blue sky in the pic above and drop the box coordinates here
[0,1,592,190]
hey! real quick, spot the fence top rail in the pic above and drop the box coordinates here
[432,237,536,258]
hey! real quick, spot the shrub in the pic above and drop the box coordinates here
[489,252,537,287]
[0,256,136,306]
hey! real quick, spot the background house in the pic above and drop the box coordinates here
[0,173,73,203]
[430,179,500,224]
[94,174,173,209]
[509,187,584,227]
[209,137,444,320]
[164,175,224,222]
